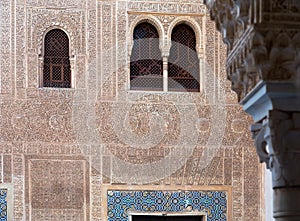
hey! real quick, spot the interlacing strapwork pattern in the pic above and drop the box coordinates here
[107,190,227,221]
[130,22,163,91]
[43,29,71,88]
[168,24,200,92]
[0,189,7,221]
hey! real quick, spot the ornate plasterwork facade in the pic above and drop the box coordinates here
[0,0,263,220]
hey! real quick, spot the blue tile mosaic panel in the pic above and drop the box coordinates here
[107,190,227,221]
[0,189,7,221]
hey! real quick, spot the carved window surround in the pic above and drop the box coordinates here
[28,8,84,91]
[128,15,204,93]
[38,26,75,89]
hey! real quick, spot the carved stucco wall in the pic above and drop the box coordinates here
[0,0,262,220]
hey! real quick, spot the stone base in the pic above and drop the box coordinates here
[274,187,300,221]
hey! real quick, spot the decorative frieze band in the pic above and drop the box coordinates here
[128,1,207,15]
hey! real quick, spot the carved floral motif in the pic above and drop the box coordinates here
[26,0,85,8]
[30,8,85,55]
[205,0,300,100]
[128,1,207,14]
[0,1,262,220]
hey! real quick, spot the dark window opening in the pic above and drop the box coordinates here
[130,22,163,91]
[43,29,71,88]
[168,24,200,92]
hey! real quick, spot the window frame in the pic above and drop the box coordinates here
[168,23,200,92]
[129,21,164,92]
[129,19,202,93]
[40,27,74,89]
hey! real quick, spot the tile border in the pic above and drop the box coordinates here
[101,185,232,221]
[0,183,13,221]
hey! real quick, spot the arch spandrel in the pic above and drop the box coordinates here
[41,26,72,57]
[128,15,165,56]
[168,17,203,57]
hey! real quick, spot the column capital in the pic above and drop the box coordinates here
[251,109,300,188]
[240,81,300,188]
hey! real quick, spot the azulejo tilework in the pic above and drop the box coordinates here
[0,189,8,221]
[107,190,227,221]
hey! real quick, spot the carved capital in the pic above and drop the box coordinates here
[204,0,300,101]
[161,38,171,57]
[229,30,300,100]
[251,121,270,168]
[204,0,252,50]
[251,110,300,188]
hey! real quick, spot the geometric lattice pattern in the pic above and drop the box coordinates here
[130,22,163,91]
[43,29,71,88]
[0,189,7,221]
[107,190,227,221]
[169,24,200,92]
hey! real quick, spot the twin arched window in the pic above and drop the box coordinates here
[43,29,71,88]
[130,22,200,92]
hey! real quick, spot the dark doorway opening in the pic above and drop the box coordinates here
[132,215,203,221]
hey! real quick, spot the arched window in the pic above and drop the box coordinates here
[130,22,163,91]
[43,29,71,88]
[168,24,200,92]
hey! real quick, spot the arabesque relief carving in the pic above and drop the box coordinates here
[205,0,300,100]
[0,1,262,221]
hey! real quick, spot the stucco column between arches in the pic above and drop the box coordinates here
[161,42,170,92]
[204,0,300,220]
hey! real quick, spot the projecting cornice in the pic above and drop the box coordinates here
[204,0,300,101]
